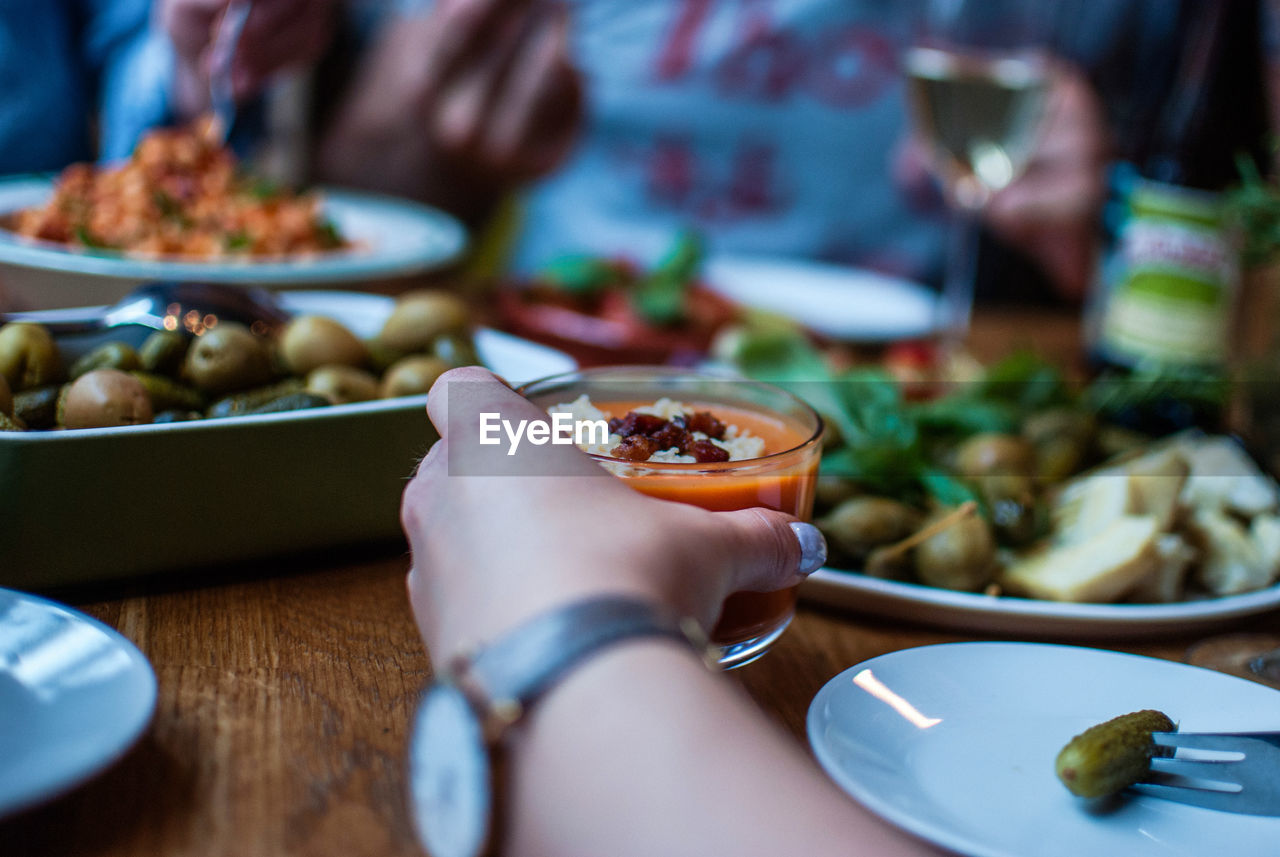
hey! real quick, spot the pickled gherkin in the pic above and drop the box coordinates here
[129,372,204,412]
[70,342,142,379]
[1055,709,1175,798]
[206,379,304,418]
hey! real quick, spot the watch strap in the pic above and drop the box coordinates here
[455,595,711,718]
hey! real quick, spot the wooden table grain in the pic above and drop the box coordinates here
[2,309,1275,857]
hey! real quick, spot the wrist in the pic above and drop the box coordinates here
[408,595,714,857]
[424,570,688,667]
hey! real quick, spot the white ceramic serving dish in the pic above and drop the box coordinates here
[801,569,1280,639]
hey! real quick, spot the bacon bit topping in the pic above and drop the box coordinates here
[685,439,730,463]
[607,412,668,437]
[607,409,729,463]
[612,435,660,461]
[684,411,726,438]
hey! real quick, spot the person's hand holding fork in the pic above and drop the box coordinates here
[160,0,338,119]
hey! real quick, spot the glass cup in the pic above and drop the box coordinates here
[519,366,823,668]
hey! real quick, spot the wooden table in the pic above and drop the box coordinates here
[2,309,1276,857]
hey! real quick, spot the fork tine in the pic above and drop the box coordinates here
[1149,757,1241,782]
[1129,783,1279,816]
[1153,733,1251,753]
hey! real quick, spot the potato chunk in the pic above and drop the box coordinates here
[1002,516,1161,602]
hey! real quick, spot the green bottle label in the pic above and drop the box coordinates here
[1097,178,1237,368]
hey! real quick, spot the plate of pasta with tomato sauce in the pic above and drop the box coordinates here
[0,120,465,303]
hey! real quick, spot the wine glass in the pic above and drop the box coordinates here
[905,0,1060,346]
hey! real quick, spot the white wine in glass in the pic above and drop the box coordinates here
[905,0,1059,345]
[905,46,1049,208]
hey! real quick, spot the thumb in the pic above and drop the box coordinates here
[710,508,827,595]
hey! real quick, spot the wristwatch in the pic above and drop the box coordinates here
[407,595,714,857]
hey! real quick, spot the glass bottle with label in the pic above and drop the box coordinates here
[1085,0,1270,430]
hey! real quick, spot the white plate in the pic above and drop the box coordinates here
[0,588,156,817]
[702,255,940,342]
[807,642,1280,857]
[801,569,1280,639]
[0,291,576,589]
[0,174,466,286]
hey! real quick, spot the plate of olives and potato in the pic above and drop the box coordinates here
[0,290,575,589]
[797,428,1280,639]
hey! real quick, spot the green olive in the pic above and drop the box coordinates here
[306,365,380,405]
[280,315,368,374]
[377,291,470,353]
[139,330,190,376]
[954,433,1035,478]
[183,322,274,395]
[818,497,922,559]
[365,338,406,374]
[379,355,450,399]
[70,341,142,379]
[1024,408,1096,481]
[61,369,153,429]
[432,333,480,368]
[982,480,1041,546]
[0,322,63,391]
[915,510,996,591]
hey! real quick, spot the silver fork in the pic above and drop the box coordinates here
[208,0,252,144]
[1129,732,1280,816]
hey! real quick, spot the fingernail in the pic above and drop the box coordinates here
[790,522,827,576]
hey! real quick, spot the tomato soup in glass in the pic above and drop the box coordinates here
[519,367,823,668]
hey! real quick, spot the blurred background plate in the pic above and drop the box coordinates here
[0,175,467,308]
[808,643,1280,857]
[0,291,574,590]
[802,569,1280,639]
[0,588,156,818]
[701,255,940,342]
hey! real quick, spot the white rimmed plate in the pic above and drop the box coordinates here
[702,255,940,342]
[0,175,466,298]
[808,642,1280,857]
[801,569,1280,639]
[0,588,156,818]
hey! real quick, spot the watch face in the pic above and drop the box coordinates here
[408,683,492,857]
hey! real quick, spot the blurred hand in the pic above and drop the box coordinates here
[401,368,821,660]
[161,0,336,112]
[316,0,583,218]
